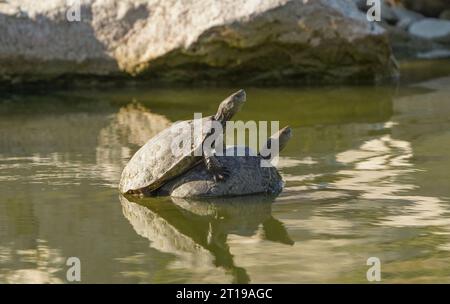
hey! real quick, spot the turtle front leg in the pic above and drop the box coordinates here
[204,154,230,182]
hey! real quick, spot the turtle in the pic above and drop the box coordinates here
[157,126,292,198]
[119,89,246,196]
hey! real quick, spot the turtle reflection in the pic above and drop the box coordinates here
[120,195,293,283]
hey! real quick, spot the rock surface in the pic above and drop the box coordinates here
[0,0,397,85]
[392,7,424,29]
[409,18,450,44]
[355,1,450,59]
[401,0,450,18]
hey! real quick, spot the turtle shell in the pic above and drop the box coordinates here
[158,147,283,198]
[119,116,215,194]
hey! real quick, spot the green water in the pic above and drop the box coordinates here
[1,61,450,283]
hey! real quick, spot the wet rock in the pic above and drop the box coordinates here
[0,0,398,85]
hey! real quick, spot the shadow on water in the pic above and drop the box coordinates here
[120,194,293,284]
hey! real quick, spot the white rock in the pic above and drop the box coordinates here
[0,0,398,84]
[409,18,450,43]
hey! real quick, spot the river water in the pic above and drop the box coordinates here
[1,60,450,283]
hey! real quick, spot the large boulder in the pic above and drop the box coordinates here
[0,0,398,85]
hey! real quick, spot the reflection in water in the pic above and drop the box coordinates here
[96,103,171,185]
[0,240,63,284]
[120,195,293,283]
[334,134,415,199]
[1,74,450,283]
[278,77,450,233]
[0,102,171,188]
[332,133,450,227]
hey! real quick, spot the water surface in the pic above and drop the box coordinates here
[1,61,450,283]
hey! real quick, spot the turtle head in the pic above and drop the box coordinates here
[214,89,246,123]
[277,126,292,152]
[265,126,292,152]
[260,126,292,160]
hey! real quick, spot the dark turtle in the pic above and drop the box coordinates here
[158,126,292,198]
[119,90,246,196]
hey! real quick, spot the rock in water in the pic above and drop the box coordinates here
[0,0,397,85]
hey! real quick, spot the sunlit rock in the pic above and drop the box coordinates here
[409,18,450,44]
[0,0,397,84]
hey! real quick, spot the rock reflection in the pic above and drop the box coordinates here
[97,103,171,186]
[0,239,64,284]
[380,76,450,228]
[0,101,171,188]
[328,130,449,228]
[333,134,415,199]
[2,82,450,282]
[279,77,450,232]
[120,195,293,283]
